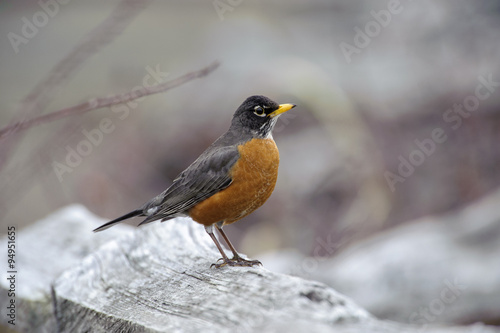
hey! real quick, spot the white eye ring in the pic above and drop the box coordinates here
[253,106,266,117]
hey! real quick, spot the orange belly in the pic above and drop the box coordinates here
[189,138,279,226]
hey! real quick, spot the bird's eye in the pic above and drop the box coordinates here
[253,106,266,117]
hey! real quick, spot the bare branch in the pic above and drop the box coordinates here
[0,0,153,169]
[0,61,220,140]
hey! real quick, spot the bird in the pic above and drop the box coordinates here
[93,95,296,268]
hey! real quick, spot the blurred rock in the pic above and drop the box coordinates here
[0,205,133,333]
[262,187,500,327]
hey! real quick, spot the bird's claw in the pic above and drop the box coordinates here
[211,256,262,268]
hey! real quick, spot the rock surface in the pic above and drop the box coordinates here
[262,188,500,326]
[0,205,498,332]
[0,205,133,333]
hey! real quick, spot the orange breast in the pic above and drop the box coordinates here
[189,138,280,226]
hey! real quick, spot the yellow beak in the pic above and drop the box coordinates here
[269,103,296,118]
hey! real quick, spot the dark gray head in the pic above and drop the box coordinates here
[230,95,296,138]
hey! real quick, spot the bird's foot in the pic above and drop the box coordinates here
[211,256,262,268]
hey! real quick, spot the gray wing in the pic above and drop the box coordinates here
[138,145,239,225]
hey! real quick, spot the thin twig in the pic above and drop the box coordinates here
[0,0,153,169]
[0,61,220,140]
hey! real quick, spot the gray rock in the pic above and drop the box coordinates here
[1,205,498,333]
[53,215,370,333]
[324,189,500,325]
[263,188,500,326]
[0,205,133,333]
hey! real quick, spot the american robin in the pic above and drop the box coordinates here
[93,95,296,268]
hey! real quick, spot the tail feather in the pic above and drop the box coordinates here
[93,209,143,232]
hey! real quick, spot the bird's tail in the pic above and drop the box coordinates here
[93,209,142,232]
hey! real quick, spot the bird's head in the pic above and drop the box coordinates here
[230,95,296,138]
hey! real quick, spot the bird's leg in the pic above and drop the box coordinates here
[205,225,231,268]
[215,222,262,267]
[215,222,239,258]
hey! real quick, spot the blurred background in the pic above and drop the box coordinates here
[0,0,499,329]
